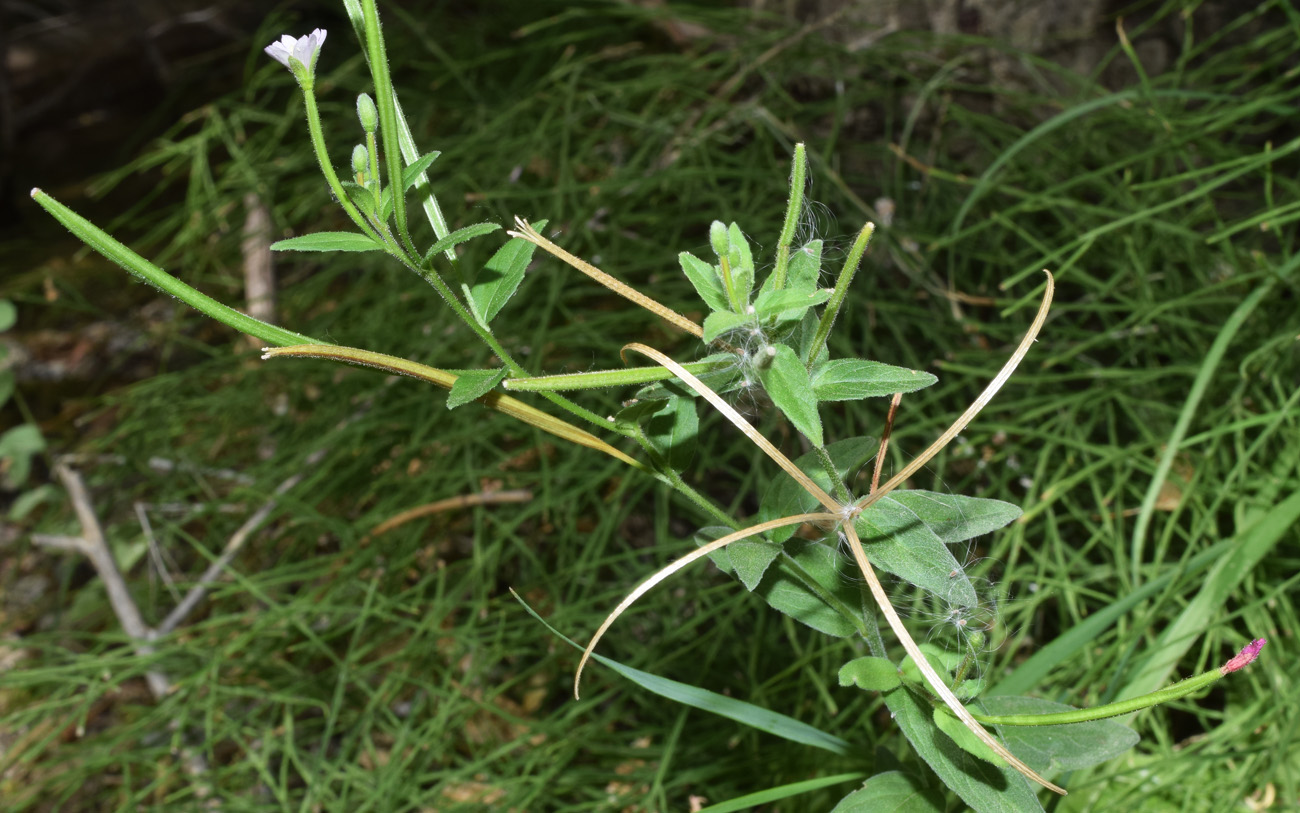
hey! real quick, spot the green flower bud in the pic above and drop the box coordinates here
[709,220,728,259]
[357,93,378,134]
[351,144,369,180]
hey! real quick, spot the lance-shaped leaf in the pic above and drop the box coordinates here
[702,310,751,343]
[887,491,1022,545]
[469,219,547,324]
[753,538,867,638]
[270,231,385,253]
[854,496,976,607]
[757,343,823,446]
[702,527,784,592]
[644,394,698,471]
[679,251,730,313]
[726,222,755,301]
[446,368,507,409]
[830,771,945,813]
[421,222,502,264]
[811,359,938,402]
[881,682,1046,813]
[759,240,823,299]
[380,151,442,220]
[752,287,833,324]
[838,656,902,692]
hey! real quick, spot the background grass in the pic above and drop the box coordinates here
[4,0,1298,810]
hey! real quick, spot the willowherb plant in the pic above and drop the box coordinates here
[32,2,1268,810]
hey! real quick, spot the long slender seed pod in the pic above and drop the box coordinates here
[509,218,705,338]
[575,512,838,698]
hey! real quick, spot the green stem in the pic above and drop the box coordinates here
[807,222,875,369]
[662,467,738,530]
[814,445,852,504]
[771,143,807,291]
[300,85,384,248]
[360,0,416,258]
[365,131,381,211]
[342,0,459,270]
[395,252,630,435]
[719,255,743,313]
[30,190,317,349]
[504,359,733,393]
[957,663,1245,727]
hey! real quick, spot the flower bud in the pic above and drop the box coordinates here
[709,220,728,259]
[351,145,369,181]
[356,93,378,134]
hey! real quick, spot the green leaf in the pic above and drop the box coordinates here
[514,590,854,755]
[613,399,661,434]
[446,368,507,410]
[956,678,986,701]
[702,311,751,343]
[880,683,1045,813]
[787,240,824,292]
[469,220,547,324]
[933,707,1005,767]
[829,771,945,813]
[421,222,502,263]
[0,424,45,487]
[888,491,1022,545]
[759,437,879,543]
[340,180,380,221]
[9,483,57,520]
[854,496,975,607]
[758,240,823,299]
[380,151,444,221]
[900,643,964,685]
[270,231,385,253]
[726,222,755,301]
[811,359,938,402]
[401,150,441,190]
[757,343,823,446]
[699,525,740,574]
[644,394,698,471]
[838,657,902,692]
[727,540,783,590]
[753,538,864,638]
[679,252,730,313]
[752,287,833,323]
[0,370,13,408]
[795,309,831,367]
[0,299,16,332]
[978,696,1141,774]
[700,773,868,813]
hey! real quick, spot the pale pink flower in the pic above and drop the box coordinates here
[264,29,327,76]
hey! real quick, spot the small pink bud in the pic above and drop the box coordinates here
[1221,638,1266,674]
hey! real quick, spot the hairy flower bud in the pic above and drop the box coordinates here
[351,145,369,182]
[356,93,378,134]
